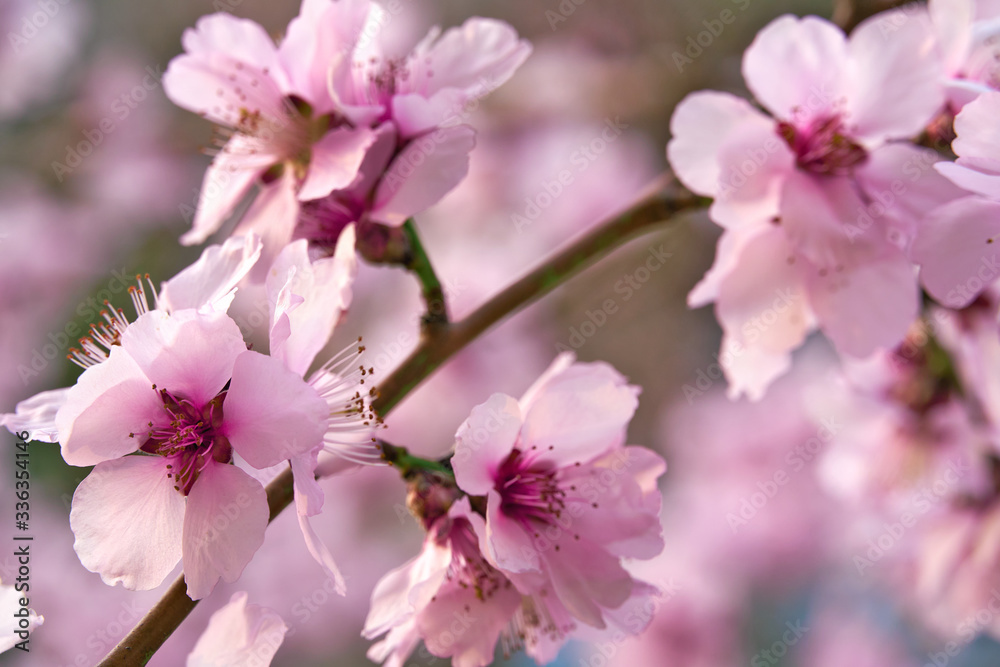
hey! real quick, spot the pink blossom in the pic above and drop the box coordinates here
[668,12,956,399]
[187,592,287,667]
[162,7,376,250]
[59,307,326,599]
[451,353,665,634]
[165,0,529,272]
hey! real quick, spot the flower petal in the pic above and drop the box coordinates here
[847,7,944,142]
[121,310,247,407]
[519,358,640,466]
[370,124,477,227]
[70,457,184,590]
[159,234,263,313]
[741,15,849,120]
[55,346,162,466]
[234,173,302,282]
[224,350,328,468]
[484,489,542,574]
[913,196,1000,307]
[667,91,770,197]
[179,138,263,246]
[297,512,347,595]
[1,387,70,443]
[266,232,356,377]
[298,127,377,201]
[452,393,522,496]
[182,462,268,600]
[187,591,287,667]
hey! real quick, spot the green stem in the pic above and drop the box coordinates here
[402,219,449,330]
[379,441,452,478]
[96,172,702,666]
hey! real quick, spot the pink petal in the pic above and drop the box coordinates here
[913,196,1000,306]
[70,457,184,590]
[779,170,870,269]
[715,225,814,357]
[519,359,640,467]
[363,529,452,639]
[223,350,327,468]
[708,118,795,229]
[179,139,262,246]
[667,91,769,197]
[847,8,944,142]
[688,227,757,308]
[806,248,919,357]
[410,18,531,101]
[720,334,794,401]
[936,159,1000,198]
[158,234,263,313]
[741,15,849,120]
[392,89,467,139]
[930,0,974,73]
[290,450,324,516]
[370,124,477,227]
[278,0,377,112]
[298,127,377,201]
[452,393,522,496]
[484,489,542,574]
[55,346,163,466]
[951,91,1000,162]
[544,537,633,628]
[1,387,70,443]
[180,13,280,70]
[297,512,347,595]
[234,173,301,282]
[266,232,356,377]
[121,310,247,408]
[415,576,521,667]
[182,462,268,600]
[187,592,287,667]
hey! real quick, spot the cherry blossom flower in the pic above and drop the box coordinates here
[187,592,287,667]
[668,12,957,399]
[60,306,326,599]
[165,0,529,272]
[162,6,376,250]
[1,234,262,443]
[451,353,665,638]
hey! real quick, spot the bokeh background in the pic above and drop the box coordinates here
[4,0,1000,665]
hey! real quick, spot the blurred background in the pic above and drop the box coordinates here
[5,0,1000,665]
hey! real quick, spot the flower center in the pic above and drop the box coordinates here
[294,195,361,253]
[496,449,567,526]
[357,56,412,108]
[777,115,867,176]
[140,388,232,495]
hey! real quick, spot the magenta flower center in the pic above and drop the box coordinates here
[496,448,568,526]
[140,388,232,496]
[777,115,868,176]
